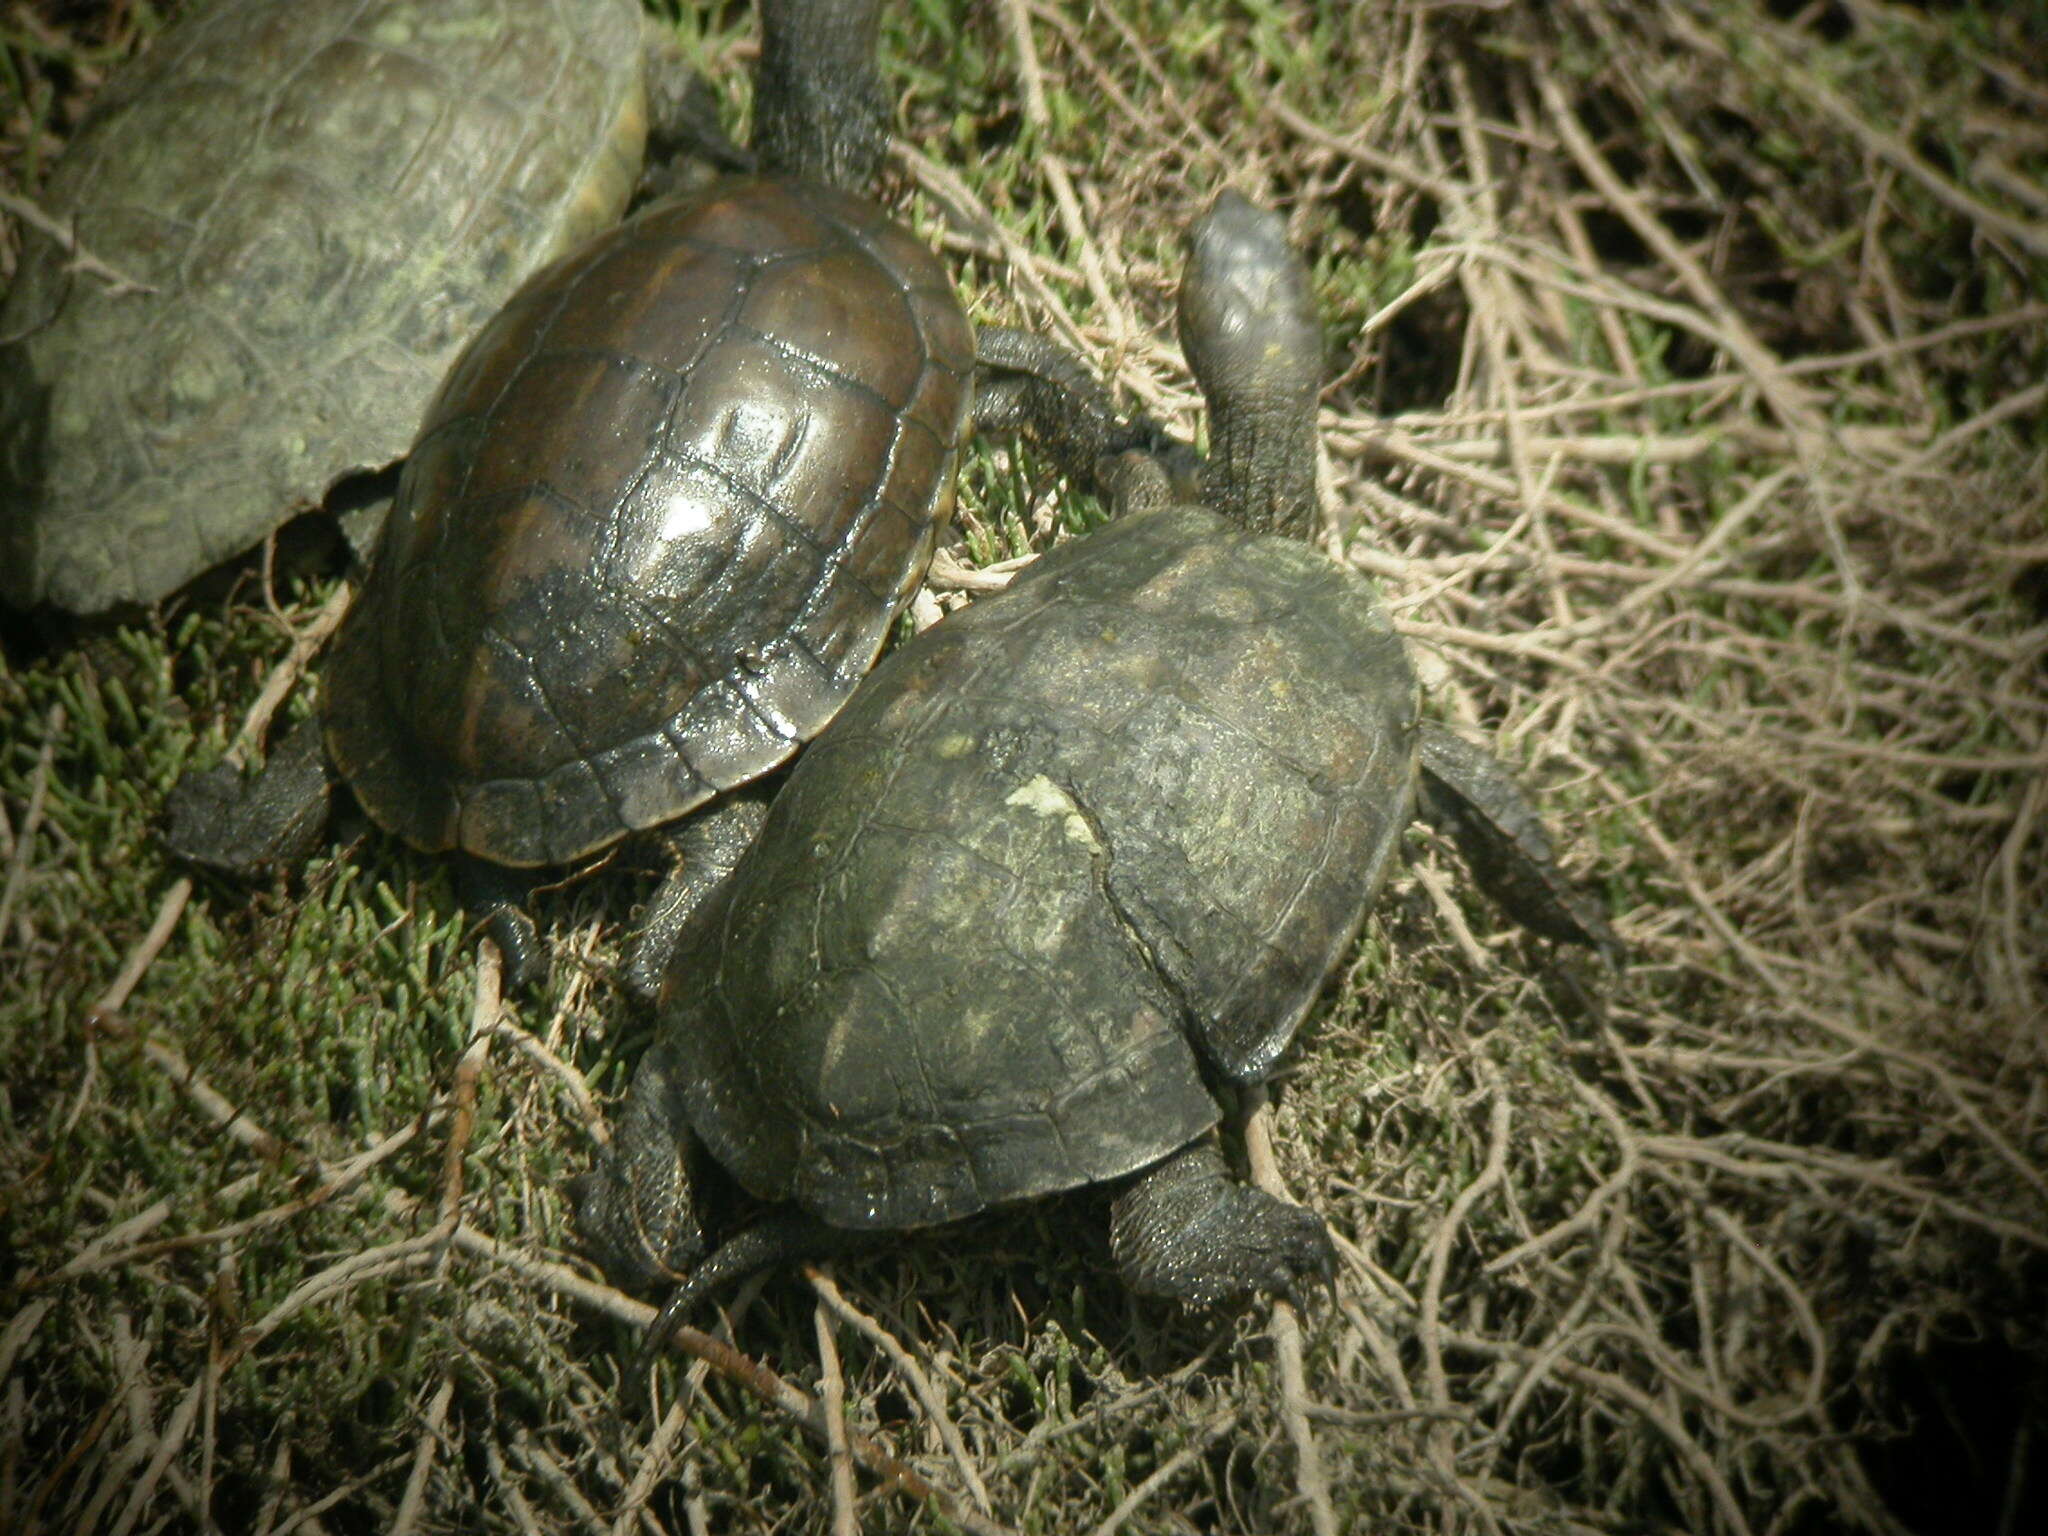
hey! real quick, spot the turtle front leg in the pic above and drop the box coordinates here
[972,327,1198,499]
[620,789,774,1007]
[1109,1136,1335,1305]
[1413,724,1622,960]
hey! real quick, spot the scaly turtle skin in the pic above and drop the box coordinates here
[577,193,1621,1322]
[1,0,653,615]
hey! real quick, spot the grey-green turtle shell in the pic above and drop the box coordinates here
[0,0,647,614]
[652,503,1421,1233]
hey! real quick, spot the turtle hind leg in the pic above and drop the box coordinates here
[635,25,754,204]
[453,856,547,992]
[462,779,777,996]
[572,1033,860,1343]
[1109,1137,1335,1306]
[1415,723,1624,962]
[164,715,333,876]
[572,1041,715,1297]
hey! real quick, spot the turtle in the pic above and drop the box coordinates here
[573,192,1621,1326]
[0,0,693,616]
[165,0,1156,984]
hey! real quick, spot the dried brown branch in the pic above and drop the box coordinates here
[430,1217,1018,1536]
[226,582,354,769]
[0,190,157,296]
[805,1267,994,1514]
[0,706,61,953]
[387,1372,456,1536]
[812,1289,860,1536]
[1242,1089,1337,1536]
[85,878,193,1027]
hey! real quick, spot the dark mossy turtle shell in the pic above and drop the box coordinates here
[655,503,1420,1232]
[323,177,977,869]
[0,0,648,615]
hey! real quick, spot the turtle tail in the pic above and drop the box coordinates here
[643,1210,868,1352]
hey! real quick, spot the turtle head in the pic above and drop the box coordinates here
[1176,191,1324,542]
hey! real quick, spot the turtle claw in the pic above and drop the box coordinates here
[1262,1201,1340,1309]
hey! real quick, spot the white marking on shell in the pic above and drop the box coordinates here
[1005,774,1100,850]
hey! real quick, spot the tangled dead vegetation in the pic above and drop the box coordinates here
[3,1,2044,1532]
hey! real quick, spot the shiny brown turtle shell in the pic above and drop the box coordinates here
[0,0,649,615]
[322,176,977,868]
